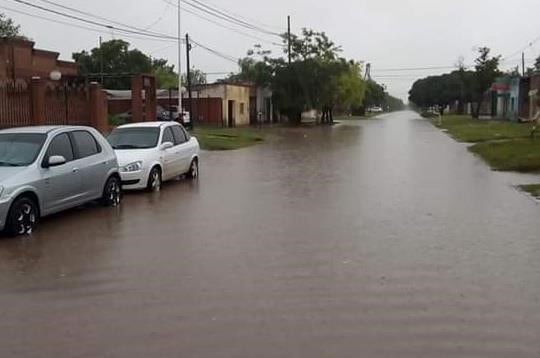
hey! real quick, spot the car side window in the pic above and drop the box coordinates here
[45,133,74,163]
[171,125,187,145]
[71,131,101,159]
[162,127,175,144]
[181,126,191,141]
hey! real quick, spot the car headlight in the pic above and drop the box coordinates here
[121,161,143,173]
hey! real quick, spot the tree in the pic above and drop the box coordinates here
[470,47,501,118]
[230,28,366,124]
[73,40,152,89]
[534,56,540,72]
[73,39,188,90]
[0,13,26,39]
[184,68,207,86]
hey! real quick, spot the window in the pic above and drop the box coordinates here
[0,133,46,167]
[240,103,245,115]
[181,126,190,141]
[46,133,74,163]
[71,131,100,159]
[108,127,160,149]
[162,127,175,144]
[170,125,187,145]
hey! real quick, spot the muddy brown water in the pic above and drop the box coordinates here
[1,111,539,357]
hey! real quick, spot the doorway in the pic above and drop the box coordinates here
[228,100,235,127]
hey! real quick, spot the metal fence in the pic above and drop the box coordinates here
[44,83,91,126]
[0,79,93,129]
[0,80,32,128]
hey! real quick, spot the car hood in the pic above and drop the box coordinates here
[0,166,32,184]
[114,149,156,167]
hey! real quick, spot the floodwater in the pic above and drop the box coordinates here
[1,111,539,357]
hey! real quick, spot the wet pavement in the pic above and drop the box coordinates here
[1,111,540,357]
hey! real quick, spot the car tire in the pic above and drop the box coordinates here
[101,176,122,207]
[186,159,199,180]
[4,196,39,237]
[147,166,162,192]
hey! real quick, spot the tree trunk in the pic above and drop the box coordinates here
[472,99,482,119]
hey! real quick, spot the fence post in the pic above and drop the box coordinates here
[30,77,46,125]
[89,82,108,133]
[131,75,143,122]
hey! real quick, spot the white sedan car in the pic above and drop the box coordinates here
[108,122,199,191]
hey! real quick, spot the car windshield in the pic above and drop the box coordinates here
[108,127,160,150]
[0,133,46,167]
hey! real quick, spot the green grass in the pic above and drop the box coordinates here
[433,115,532,142]
[192,126,265,150]
[519,184,540,198]
[431,115,540,172]
[469,139,540,172]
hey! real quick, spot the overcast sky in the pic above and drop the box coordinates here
[4,0,540,101]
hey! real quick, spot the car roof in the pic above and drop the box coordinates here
[0,125,94,135]
[116,121,178,129]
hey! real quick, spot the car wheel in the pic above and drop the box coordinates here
[187,159,199,180]
[102,176,122,207]
[147,167,162,192]
[5,197,39,237]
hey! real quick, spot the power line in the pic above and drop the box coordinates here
[190,38,238,63]
[373,65,459,72]
[193,0,281,32]
[35,0,176,39]
[162,0,283,47]
[163,0,281,38]
[503,35,540,60]
[142,1,171,31]
[184,0,280,36]
[9,0,179,40]
[0,5,179,43]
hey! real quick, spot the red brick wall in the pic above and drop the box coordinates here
[0,39,79,80]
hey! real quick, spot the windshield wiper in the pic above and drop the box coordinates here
[0,161,23,167]
[113,144,142,149]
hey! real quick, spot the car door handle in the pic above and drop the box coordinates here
[72,168,80,173]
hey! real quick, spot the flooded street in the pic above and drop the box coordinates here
[1,111,540,357]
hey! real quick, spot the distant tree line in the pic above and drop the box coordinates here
[409,48,501,118]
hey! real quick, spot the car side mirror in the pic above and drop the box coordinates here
[46,155,67,168]
[160,142,173,150]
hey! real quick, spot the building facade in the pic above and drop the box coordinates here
[192,83,250,127]
[0,38,78,81]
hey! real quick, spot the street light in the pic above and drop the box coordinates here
[49,70,62,81]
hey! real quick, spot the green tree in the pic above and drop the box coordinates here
[73,40,152,89]
[471,47,501,118]
[0,13,26,39]
[73,40,187,90]
[534,56,540,72]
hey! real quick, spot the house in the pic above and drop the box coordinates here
[191,82,250,127]
[249,86,273,124]
[0,38,78,81]
[491,75,522,121]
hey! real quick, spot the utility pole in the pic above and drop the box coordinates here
[99,36,104,86]
[186,33,194,129]
[522,52,526,76]
[177,0,183,123]
[287,15,291,65]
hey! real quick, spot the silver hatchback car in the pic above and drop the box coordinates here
[0,126,122,236]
